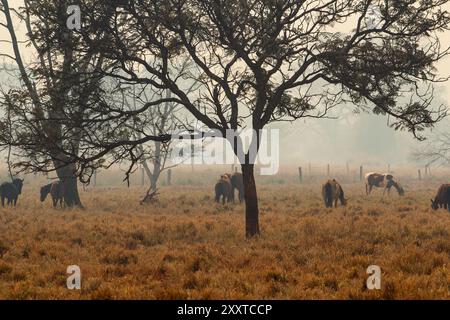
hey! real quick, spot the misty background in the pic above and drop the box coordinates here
[1,62,449,171]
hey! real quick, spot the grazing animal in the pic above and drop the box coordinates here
[0,178,24,207]
[215,174,232,204]
[431,184,450,211]
[225,172,244,203]
[40,181,65,208]
[322,179,347,208]
[365,172,404,196]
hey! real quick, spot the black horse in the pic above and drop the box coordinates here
[40,181,65,208]
[0,178,24,207]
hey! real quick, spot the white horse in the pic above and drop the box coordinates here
[365,172,404,196]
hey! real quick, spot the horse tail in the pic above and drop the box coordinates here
[322,182,333,208]
[339,185,347,206]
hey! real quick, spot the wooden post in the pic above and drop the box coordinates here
[298,167,303,183]
[93,170,97,187]
[327,164,330,177]
[388,164,391,173]
[141,167,145,186]
[418,169,422,180]
[360,166,363,182]
[346,162,350,175]
[167,169,172,186]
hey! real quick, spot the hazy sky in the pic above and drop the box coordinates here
[1,0,449,166]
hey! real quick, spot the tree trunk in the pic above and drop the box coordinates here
[241,163,260,238]
[56,162,83,208]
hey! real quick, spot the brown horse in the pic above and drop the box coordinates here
[322,179,347,208]
[431,184,450,211]
[224,172,244,203]
[215,175,232,204]
[365,172,404,196]
[40,181,65,208]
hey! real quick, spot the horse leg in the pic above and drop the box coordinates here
[215,192,220,203]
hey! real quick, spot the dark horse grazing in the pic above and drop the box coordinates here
[225,172,244,203]
[215,175,232,204]
[365,172,404,196]
[41,181,65,208]
[0,178,24,207]
[322,179,347,208]
[431,184,450,211]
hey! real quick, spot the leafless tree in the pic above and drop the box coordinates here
[133,89,180,197]
[412,123,450,167]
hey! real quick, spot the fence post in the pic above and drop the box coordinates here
[388,164,391,173]
[360,166,363,182]
[418,169,422,180]
[141,167,145,186]
[298,167,303,183]
[327,164,330,177]
[346,162,350,175]
[93,170,97,187]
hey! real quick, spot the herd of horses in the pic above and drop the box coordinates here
[0,172,448,211]
[215,171,450,211]
[0,179,63,208]
[214,172,245,204]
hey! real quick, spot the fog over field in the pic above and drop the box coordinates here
[1,0,450,305]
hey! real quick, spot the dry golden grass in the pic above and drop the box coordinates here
[0,180,449,300]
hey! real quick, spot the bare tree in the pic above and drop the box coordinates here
[412,124,450,166]
[134,90,179,197]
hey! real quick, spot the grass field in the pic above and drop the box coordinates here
[0,176,449,299]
